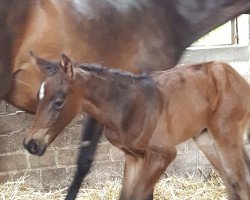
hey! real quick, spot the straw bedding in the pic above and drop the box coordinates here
[0,172,227,200]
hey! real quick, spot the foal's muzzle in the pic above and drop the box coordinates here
[23,139,47,156]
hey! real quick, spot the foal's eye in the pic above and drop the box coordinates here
[54,101,64,109]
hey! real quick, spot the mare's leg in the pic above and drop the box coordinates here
[208,122,250,200]
[0,33,12,101]
[0,65,12,101]
[120,149,176,200]
[65,116,103,200]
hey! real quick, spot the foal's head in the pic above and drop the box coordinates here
[23,53,80,156]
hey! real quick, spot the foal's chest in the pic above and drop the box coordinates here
[104,127,145,157]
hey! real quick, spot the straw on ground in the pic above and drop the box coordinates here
[0,173,227,200]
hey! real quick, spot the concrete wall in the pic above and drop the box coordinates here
[0,45,249,189]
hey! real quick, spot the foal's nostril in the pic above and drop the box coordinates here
[27,140,39,155]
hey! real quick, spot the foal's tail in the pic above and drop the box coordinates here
[244,71,250,144]
[244,77,250,145]
[244,127,250,145]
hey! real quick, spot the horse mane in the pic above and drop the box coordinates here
[78,63,151,87]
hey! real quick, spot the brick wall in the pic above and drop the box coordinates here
[0,100,214,189]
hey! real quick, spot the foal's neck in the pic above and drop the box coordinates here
[75,67,133,132]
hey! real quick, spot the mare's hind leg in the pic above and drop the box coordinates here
[65,116,103,200]
[120,149,176,200]
[208,122,250,200]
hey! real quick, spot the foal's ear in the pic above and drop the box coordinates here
[60,54,74,79]
[29,51,57,75]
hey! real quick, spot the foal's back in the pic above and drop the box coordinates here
[152,62,250,145]
[154,61,250,110]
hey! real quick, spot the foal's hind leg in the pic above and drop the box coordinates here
[193,130,236,193]
[194,129,250,199]
[208,123,250,200]
[193,130,225,175]
[65,116,103,200]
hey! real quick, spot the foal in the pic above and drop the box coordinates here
[24,54,250,200]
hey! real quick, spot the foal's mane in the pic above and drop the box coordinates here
[78,63,151,86]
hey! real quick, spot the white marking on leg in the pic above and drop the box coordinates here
[39,82,45,100]
[81,141,91,147]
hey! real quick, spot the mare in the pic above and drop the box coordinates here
[24,54,250,200]
[0,0,250,199]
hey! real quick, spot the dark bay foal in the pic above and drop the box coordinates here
[24,54,250,200]
[2,1,250,199]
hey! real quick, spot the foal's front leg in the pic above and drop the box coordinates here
[132,149,176,200]
[120,154,153,200]
[120,154,146,200]
[121,149,176,200]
